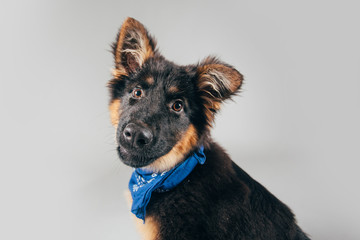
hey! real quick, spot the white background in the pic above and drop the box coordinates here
[1,0,359,239]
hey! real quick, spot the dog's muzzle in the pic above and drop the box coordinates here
[120,123,154,149]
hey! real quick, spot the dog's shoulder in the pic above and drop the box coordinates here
[146,142,307,240]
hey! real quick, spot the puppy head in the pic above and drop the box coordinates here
[108,18,243,172]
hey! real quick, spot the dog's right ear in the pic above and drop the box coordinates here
[112,17,157,78]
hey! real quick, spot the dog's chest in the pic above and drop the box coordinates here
[125,190,159,240]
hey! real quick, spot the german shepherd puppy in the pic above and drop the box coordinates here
[108,17,310,240]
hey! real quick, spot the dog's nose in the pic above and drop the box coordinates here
[122,123,153,148]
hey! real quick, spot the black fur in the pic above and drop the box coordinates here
[108,17,310,239]
[147,143,309,239]
[111,57,208,167]
[147,143,309,240]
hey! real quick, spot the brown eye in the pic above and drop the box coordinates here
[132,88,143,98]
[172,100,183,112]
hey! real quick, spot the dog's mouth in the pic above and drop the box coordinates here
[116,144,170,168]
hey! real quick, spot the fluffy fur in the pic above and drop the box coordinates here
[108,17,310,240]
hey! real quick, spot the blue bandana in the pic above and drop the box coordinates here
[128,146,206,222]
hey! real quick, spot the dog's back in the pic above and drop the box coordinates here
[147,142,309,240]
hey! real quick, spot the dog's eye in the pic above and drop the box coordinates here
[172,100,183,112]
[132,88,143,98]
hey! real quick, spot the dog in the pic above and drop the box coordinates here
[107,17,310,240]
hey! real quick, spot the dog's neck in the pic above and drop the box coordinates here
[129,146,206,221]
[141,128,211,173]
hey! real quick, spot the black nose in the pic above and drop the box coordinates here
[122,123,153,148]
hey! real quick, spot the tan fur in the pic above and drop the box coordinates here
[168,85,180,93]
[145,76,155,85]
[197,64,242,125]
[112,68,128,78]
[198,64,241,97]
[109,99,121,126]
[115,17,155,75]
[125,190,159,240]
[142,124,198,173]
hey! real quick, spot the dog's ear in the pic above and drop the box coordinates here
[196,57,243,125]
[112,17,156,77]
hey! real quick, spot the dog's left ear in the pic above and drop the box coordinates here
[196,57,243,124]
[112,17,156,77]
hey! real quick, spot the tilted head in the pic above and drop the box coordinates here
[108,17,243,172]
